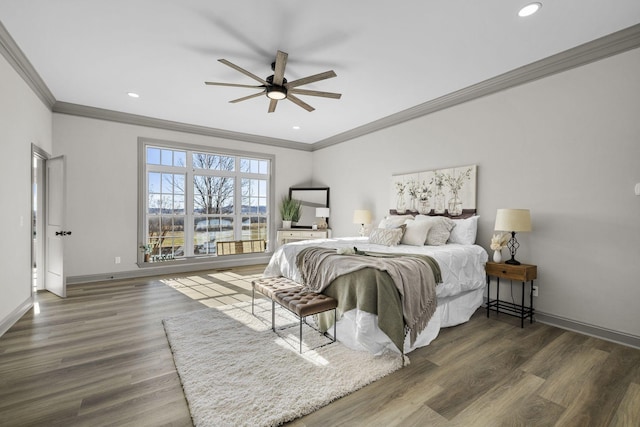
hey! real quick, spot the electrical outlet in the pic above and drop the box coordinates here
[532,285,539,297]
[115,256,121,264]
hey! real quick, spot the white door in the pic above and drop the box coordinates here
[45,156,68,298]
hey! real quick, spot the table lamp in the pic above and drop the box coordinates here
[352,210,372,236]
[316,207,330,229]
[494,209,532,265]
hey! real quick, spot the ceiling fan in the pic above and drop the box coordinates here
[205,50,341,113]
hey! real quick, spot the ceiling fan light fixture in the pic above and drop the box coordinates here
[266,86,287,100]
[518,2,542,17]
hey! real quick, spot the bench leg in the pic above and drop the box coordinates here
[300,316,303,353]
[333,309,337,343]
[251,287,255,315]
[272,300,275,332]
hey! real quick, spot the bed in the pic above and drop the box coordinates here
[264,214,488,355]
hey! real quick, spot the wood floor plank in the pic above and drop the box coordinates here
[537,347,609,407]
[452,369,550,426]
[610,382,640,427]
[1,265,639,427]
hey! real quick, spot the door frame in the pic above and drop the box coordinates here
[31,144,49,293]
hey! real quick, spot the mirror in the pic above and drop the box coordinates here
[289,187,330,229]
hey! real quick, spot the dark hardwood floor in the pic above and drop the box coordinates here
[0,265,638,426]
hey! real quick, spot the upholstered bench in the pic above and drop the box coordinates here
[252,277,337,353]
[251,276,301,315]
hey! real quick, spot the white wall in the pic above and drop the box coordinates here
[0,54,52,329]
[53,114,313,279]
[312,48,640,338]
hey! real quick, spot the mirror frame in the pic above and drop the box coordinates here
[289,187,330,229]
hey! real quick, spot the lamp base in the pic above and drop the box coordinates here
[505,258,521,265]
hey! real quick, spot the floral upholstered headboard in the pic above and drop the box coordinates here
[390,165,477,218]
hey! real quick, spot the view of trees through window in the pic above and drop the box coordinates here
[142,145,270,262]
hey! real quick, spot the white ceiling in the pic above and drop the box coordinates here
[1,1,640,146]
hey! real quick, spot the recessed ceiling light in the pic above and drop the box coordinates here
[518,2,542,17]
[127,92,140,98]
[292,126,301,130]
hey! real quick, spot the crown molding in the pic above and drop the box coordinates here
[52,102,312,152]
[312,23,640,151]
[2,15,638,152]
[0,19,55,108]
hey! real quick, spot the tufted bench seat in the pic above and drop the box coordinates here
[252,277,337,353]
[252,276,301,311]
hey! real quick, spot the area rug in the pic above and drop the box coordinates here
[163,300,405,427]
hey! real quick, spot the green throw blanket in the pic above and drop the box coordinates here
[295,247,442,351]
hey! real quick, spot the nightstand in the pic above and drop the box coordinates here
[485,261,537,328]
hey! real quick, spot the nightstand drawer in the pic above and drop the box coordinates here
[485,262,537,282]
[276,229,331,247]
[279,230,326,238]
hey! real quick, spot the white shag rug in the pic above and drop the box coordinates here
[163,300,405,427]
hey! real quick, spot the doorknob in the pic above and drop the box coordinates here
[55,231,72,236]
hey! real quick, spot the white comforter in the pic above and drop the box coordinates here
[263,237,488,354]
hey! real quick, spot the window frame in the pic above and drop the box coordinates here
[137,137,275,266]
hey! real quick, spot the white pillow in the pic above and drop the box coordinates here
[369,227,405,246]
[378,215,414,229]
[414,215,455,246]
[448,216,479,245]
[401,219,432,246]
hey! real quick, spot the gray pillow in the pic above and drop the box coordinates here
[415,215,455,245]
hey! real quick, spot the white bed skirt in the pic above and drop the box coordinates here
[329,287,485,355]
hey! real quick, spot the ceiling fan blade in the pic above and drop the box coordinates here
[218,59,269,85]
[289,88,342,99]
[287,94,315,112]
[285,70,337,88]
[272,51,288,86]
[229,91,266,103]
[268,99,278,113]
[205,81,265,89]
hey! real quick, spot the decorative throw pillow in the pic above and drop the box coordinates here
[414,215,455,245]
[401,219,432,246]
[448,215,479,245]
[377,215,414,229]
[368,226,405,246]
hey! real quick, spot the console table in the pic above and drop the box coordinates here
[276,229,331,247]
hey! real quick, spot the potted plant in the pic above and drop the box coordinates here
[280,196,301,228]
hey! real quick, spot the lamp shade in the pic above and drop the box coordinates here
[353,209,372,224]
[316,207,330,218]
[494,209,532,232]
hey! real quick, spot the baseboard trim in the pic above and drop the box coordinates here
[67,254,272,285]
[0,296,33,338]
[535,311,640,350]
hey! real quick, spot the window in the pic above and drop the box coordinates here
[140,140,272,263]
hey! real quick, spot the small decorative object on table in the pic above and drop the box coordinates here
[490,232,510,263]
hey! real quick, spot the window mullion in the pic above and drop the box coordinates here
[234,158,242,240]
[185,163,194,257]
